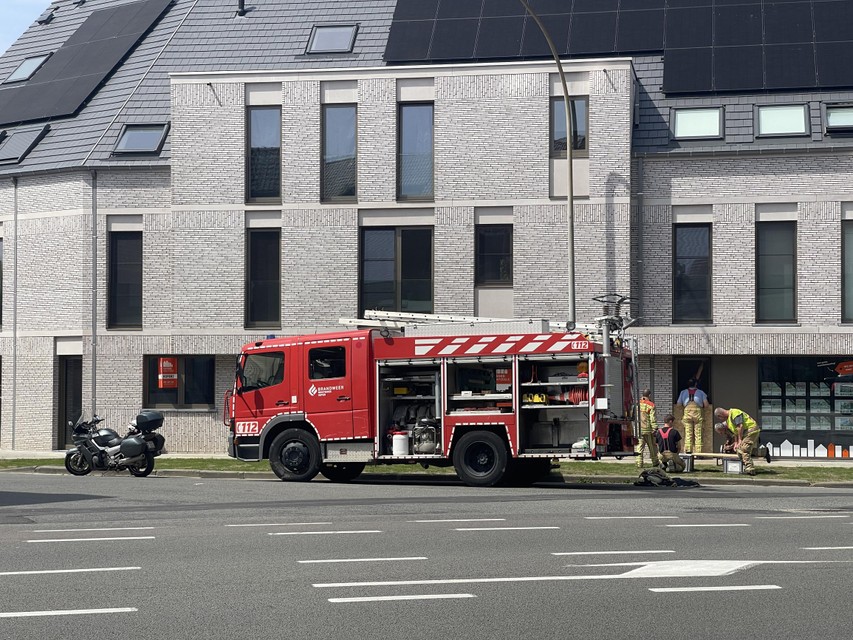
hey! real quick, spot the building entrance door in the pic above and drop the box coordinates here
[58,356,82,449]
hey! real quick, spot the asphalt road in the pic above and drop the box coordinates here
[1,472,852,640]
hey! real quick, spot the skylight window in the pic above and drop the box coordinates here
[306,25,358,54]
[114,124,169,154]
[4,54,51,83]
[0,125,49,164]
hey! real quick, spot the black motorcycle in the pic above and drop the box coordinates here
[64,410,166,478]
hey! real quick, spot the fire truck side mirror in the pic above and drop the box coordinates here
[235,362,246,392]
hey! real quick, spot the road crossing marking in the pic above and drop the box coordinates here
[0,567,140,577]
[455,526,560,531]
[553,550,675,556]
[269,530,381,536]
[226,522,333,527]
[0,608,138,619]
[31,527,155,533]
[299,557,427,564]
[328,594,475,603]
[409,519,506,523]
[649,585,781,593]
[27,536,155,543]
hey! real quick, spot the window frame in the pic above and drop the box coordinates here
[550,96,589,159]
[309,346,347,380]
[320,103,358,203]
[306,24,359,54]
[143,355,216,410]
[113,123,170,155]
[107,230,143,330]
[671,107,724,141]
[245,105,282,203]
[3,53,51,84]
[756,104,809,138]
[824,103,853,136]
[755,220,798,324]
[475,224,513,287]
[244,227,281,329]
[672,223,713,324]
[843,221,853,323]
[397,102,434,202]
[359,226,434,317]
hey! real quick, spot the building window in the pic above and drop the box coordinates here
[245,229,280,328]
[108,231,142,329]
[825,104,853,135]
[550,96,588,157]
[309,346,346,380]
[360,227,433,315]
[247,106,281,201]
[321,104,357,202]
[844,222,853,322]
[756,221,797,323]
[397,103,433,201]
[144,355,215,409]
[306,25,358,54]
[672,107,722,140]
[673,224,712,323]
[4,54,51,83]
[114,124,169,154]
[757,104,808,137]
[476,225,513,286]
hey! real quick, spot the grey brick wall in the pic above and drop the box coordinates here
[434,207,475,315]
[99,169,171,209]
[357,78,396,203]
[513,204,570,320]
[589,68,633,201]
[798,201,841,326]
[0,337,55,450]
[283,81,321,204]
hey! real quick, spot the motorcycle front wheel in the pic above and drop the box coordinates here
[65,450,92,476]
[127,451,155,478]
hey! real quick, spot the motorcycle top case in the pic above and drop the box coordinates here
[120,436,147,458]
[94,428,122,447]
[135,410,164,432]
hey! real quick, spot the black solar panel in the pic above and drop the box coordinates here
[568,12,617,55]
[764,1,813,45]
[813,0,853,42]
[0,125,49,164]
[713,46,763,92]
[666,7,713,49]
[662,48,713,93]
[476,17,524,59]
[385,20,434,62]
[0,0,173,128]
[765,43,816,90]
[521,13,570,57]
[482,0,526,18]
[430,18,479,60]
[437,0,482,20]
[617,10,665,53]
[714,4,762,47]
[393,0,438,21]
[816,41,853,87]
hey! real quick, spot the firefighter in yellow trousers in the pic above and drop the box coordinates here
[636,388,659,469]
[676,378,709,453]
[715,407,761,476]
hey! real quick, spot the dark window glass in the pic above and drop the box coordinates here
[144,355,215,409]
[247,106,281,200]
[476,225,513,286]
[360,227,433,315]
[245,229,280,327]
[551,97,588,157]
[115,124,168,154]
[398,103,434,200]
[242,352,285,391]
[757,221,797,323]
[108,231,142,328]
[322,104,357,201]
[309,346,346,380]
[843,222,853,322]
[673,224,711,323]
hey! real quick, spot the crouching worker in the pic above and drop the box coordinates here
[655,414,685,473]
[715,407,761,476]
[714,422,736,453]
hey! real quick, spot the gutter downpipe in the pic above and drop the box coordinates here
[518,0,575,329]
[90,170,97,416]
[11,177,17,449]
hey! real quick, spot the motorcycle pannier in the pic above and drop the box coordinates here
[135,410,164,432]
[120,436,146,458]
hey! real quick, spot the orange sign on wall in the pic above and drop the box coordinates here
[835,361,853,375]
[158,357,178,389]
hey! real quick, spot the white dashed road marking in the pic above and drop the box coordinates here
[0,567,140,577]
[328,594,475,603]
[0,608,137,619]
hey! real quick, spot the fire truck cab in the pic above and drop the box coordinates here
[225,322,638,487]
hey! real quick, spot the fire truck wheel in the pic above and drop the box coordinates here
[319,463,366,483]
[453,431,508,487]
[269,429,321,482]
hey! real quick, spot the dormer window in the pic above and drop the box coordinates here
[306,25,358,54]
[4,54,51,83]
[114,124,169,154]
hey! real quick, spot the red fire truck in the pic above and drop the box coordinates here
[225,317,638,486]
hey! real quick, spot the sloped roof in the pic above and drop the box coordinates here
[0,0,397,174]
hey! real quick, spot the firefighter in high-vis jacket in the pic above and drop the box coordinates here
[636,388,659,469]
[715,407,761,475]
[676,379,709,453]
